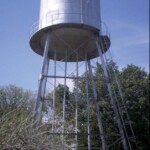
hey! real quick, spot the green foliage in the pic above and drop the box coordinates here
[0,62,149,149]
[45,83,75,118]
[0,85,63,150]
[119,65,150,149]
[76,62,149,149]
[0,106,63,150]
[0,85,35,112]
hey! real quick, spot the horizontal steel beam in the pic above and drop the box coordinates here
[44,75,102,80]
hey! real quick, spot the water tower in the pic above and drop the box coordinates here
[30,0,132,149]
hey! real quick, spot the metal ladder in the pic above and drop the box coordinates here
[98,35,137,149]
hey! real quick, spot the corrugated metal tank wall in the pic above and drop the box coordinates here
[39,0,101,30]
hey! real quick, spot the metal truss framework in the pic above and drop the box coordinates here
[33,31,136,150]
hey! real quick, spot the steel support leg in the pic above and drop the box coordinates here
[52,49,57,133]
[87,60,108,150]
[75,55,79,150]
[85,60,91,150]
[96,39,129,150]
[33,31,51,127]
[62,55,67,148]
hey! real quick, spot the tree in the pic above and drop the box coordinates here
[119,65,150,149]
[76,62,149,149]
[0,85,35,111]
[45,83,75,118]
[0,85,37,149]
[0,85,63,150]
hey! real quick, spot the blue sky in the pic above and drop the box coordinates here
[0,0,149,91]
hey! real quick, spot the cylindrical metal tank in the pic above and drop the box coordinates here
[39,0,101,30]
[30,0,110,62]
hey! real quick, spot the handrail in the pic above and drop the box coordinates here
[30,21,40,37]
[100,21,110,37]
[30,12,101,38]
